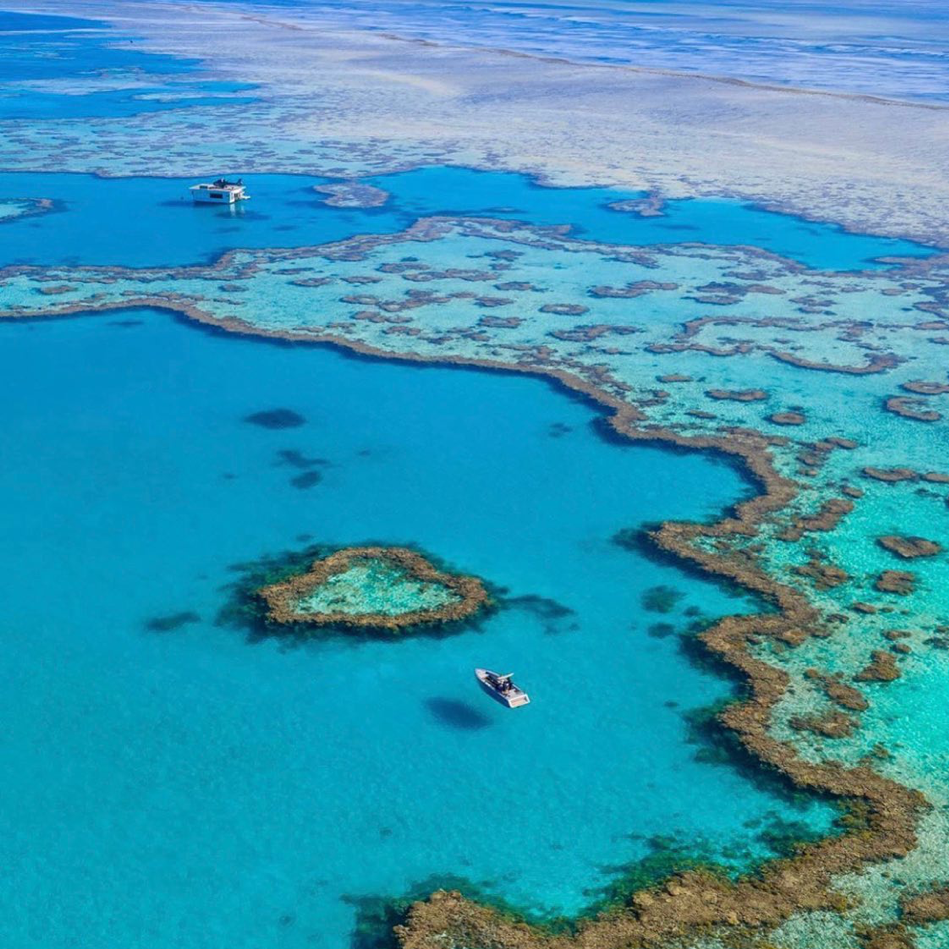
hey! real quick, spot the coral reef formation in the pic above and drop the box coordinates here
[877,536,942,560]
[258,546,489,631]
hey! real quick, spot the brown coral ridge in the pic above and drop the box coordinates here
[769,351,901,374]
[589,280,678,298]
[257,546,488,631]
[900,380,949,396]
[855,651,902,683]
[875,570,917,595]
[778,497,854,542]
[877,536,942,559]
[793,556,850,590]
[806,670,869,712]
[789,711,858,739]
[705,388,769,402]
[863,467,919,483]
[826,436,859,450]
[859,925,915,949]
[884,396,942,423]
[395,414,924,949]
[901,885,949,925]
[768,411,806,426]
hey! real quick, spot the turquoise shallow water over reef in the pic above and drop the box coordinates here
[0,168,933,270]
[0,309,833,948]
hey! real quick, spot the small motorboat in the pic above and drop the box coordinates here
[475,668,530,708]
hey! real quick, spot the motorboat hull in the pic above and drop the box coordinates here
[475,668,530,708]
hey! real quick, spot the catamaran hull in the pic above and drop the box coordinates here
[191,192,241,204]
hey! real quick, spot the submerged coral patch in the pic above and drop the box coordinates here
[144,611,201,633]
[289,470,323,489]
[641,585,686,614]
[769,411,806,426]
[258,546,489,631]
[244,408,306,429]
[275,449,328,469]
[0,196,57,224]
[705,388,769,402]
[424,697,492,730]
[313,180,389,208]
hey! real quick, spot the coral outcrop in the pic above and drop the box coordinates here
[258,546,488,631]
[877,536,942,559]
[875,571,917,595]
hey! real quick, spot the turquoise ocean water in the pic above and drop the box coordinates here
[1,309,832,948]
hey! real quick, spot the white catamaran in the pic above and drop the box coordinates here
[189,178,250,205]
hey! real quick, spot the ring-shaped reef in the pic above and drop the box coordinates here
[257,545,489,632]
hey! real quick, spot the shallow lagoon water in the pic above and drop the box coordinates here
[0,167,932,270]
[0,309,835,948]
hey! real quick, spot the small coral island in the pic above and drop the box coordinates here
[257,545,489,632]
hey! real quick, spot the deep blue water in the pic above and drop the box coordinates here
[0,308,835,947]
[0,10,194,81]
[0,10,255,118]
[0,167,933,270]
[0,87,256,120]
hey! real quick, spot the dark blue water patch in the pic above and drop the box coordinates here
[0,9,253,120]
[0,11,97,31]
[274,449,330,469]
[0,11,200,83]
[424,697,493,730]
[0,168,933,271]
[289,470,323,489]
[244,408,308,429]
[0,88,256,120]
[144,611,202,633]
